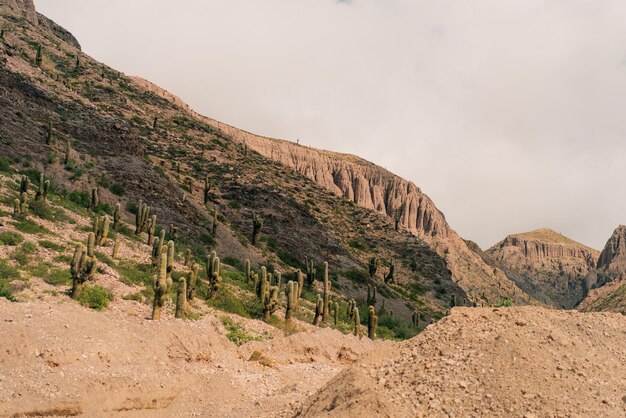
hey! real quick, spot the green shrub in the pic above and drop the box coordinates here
[110,183,125,196]
[39,240,64,251]
[221,316,261,346]
[222,256,244,272]
[13,217,51,235]
[78,285,112,310]
[122,292,143,302]
[207,287,251,318]
[12,241,37,265]
[0,259,20,301]
[0,231,24,246]
[0,157,12,173]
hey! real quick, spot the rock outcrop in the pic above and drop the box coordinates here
[579,225,626,313]
[3,0,37,25]
[486,228,599,308]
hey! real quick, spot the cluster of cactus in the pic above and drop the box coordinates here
[20,175,30,194]
[14,192,28,215]
[146,214,157,245]
[263,285,279,322]
[112,203,121,229]
[151,247,173,320]
[367,306,378,339]
[347,299,356,318]
[322,262,331,322]
[70,233,97,299]
[367,284,377,307]
[135,200,150,234]
[251,212,263,245]
[93,215,111,246]
[384,262,395,284]
[285,280,299,322]
[207,251,222,299]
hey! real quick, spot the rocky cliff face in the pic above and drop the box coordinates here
[486,228,599,308]
[596,225,626,271]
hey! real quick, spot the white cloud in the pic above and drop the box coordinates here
[36,0,626,249]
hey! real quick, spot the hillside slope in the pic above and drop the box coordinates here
[0,1,475,322]
[487,228,599,308]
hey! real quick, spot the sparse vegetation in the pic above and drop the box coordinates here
[78,285,112,310]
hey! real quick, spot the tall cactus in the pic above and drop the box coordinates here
[245,259,251,283]
[35,44,42,67]
[333,302,339,326]
[212,204,218,236]
[296,269,304,299]
[353,307,361,337]
[175,277,187,319]
[187,262,199,301]
[322,262,331,322]
[151,252,171,320]
[207,251,217,280]
[151,237,161,266]
[14,192,28,215]
[367,306,378,339]
[305,257,316,287]
[134,200,150,235]
[20,175,29,194]
[147,215,156,245]
[203,174,211,205]
[347,299,355,318]
[367,284,377,307]
[35,173,45,201]
[263,286,279,322]
[112,203,121,229]
[45,120,53,145]
[166,240,175,281]
[70,233,97,300]
[285,280,298,322]
[251,212,263,245]
[112,234,120,259]
[412,310,420,328]
[168,224,178,241]
[256,266,268,300]
[368,256,378,279]
[384,262,395,284]
[312,294,323,326]
[184,248,192,266]
[64,139,71,165]
[208,255,222,299]
[89,187,99,211]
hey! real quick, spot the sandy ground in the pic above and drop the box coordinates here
[2,303,625,417]
[0,298,385,418]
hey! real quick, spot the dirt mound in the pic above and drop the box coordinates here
[298,307,626,417]
[240,327,390,366]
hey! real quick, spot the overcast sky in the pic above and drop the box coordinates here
[35,0,626,250]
